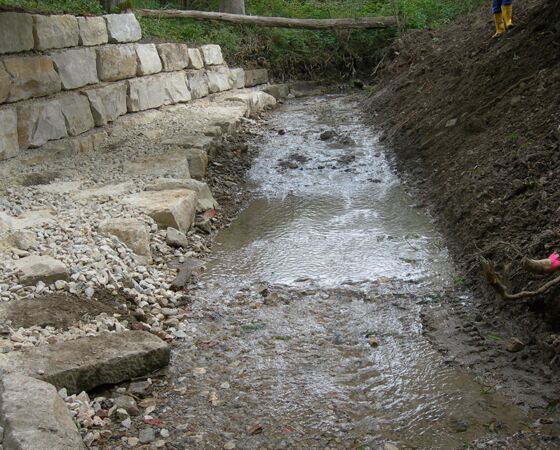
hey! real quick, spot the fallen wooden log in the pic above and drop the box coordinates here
[137,9,398,30]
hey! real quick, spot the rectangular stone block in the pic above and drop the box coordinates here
[230,68,245,89]
[157,43,189,71]
[77,16,108,46]
[59,93,95,136]
[186,70,209,99]
[0,12,34,54]
[206,67,232,93]
[17,99,68,149]
[187,48,204,70]
[136,43,162,76]
[245,68,269,87]
[33,14,79,51]
[105,13,142,43]
[51,47,98,90]
[83,82,127,126]
[96,44,137,81]
[127,75,167,112]
[0,62,11,103]
[200,44,224,66]
[0,108,19,160]
[4,56,61,102]
[161,71,191,104]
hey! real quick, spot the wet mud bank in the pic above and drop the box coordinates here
[99,94,559,449]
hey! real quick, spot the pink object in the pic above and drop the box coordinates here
[549,252,560,269]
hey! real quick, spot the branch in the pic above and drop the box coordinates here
[136,9,398,29]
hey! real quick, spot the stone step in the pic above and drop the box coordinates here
[0,330,170,394]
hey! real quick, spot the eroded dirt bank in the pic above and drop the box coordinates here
[366,0,560,436]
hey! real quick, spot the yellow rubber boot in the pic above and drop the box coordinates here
[493,12,506,38]
[502,4,513,29]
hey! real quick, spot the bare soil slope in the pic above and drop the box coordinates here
[368,0,560,371]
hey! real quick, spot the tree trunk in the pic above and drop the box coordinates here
[219,0,245,15]
[101,0,120,12]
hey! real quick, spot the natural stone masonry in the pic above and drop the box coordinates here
[0,375,86,450]
[77,16,108,46]
[157,43,189,71]
[33,14,80,51]
[230,68,246,89]
[17,99,68,148]
[0,331,171,394]
[200,44,224,66]
[59,93,95,136]
[105,13,142,43]
[186,70,209,99]
[96,44,138,81]
[161,71,192,104]
[0,108,19,160]
[0,62,10,103]
[83,82,128,126]
[51,47,99,90]
[0,12,34,54]
[3,55,61,102]
[187,48,204,69]
[245,68,269,87]
[207,68,233,93]
[127,72,191,112]
[136,43,163,76]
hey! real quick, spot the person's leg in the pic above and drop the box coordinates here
[502,0,513,29]
[492,0,506,38]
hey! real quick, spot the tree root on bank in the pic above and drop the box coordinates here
[481,256,560,300]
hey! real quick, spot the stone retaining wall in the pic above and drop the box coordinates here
[0,11,269,160]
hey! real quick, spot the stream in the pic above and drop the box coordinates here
[158,95,530,449]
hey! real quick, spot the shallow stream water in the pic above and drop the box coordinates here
[164,95,530,449]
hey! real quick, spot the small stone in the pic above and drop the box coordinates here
[367,336,379,348]
[160,428,170,438]
[121,417,132,429]
[127,436,139,446]
[320,130,336,141]
[115,408,129,421]
[505,337,524,353]
[445,118,458,128]
[139,427,155,444]
[54,280,67,290]
[384,444,399,450]
[224,440,236,450]
[166,227,189,248]
[114,395,139,416]
[220,382,230,389]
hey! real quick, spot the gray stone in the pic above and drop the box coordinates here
[185,148,208,179]
[0,210,54,233]
[96,44,137,81]
[105,13,142,43]
[157,43,189,71]
[146,178,217,211]
[136,43,162,76]
[187,48,204,69]
[290,81,325,97]
[224,91,276,116]
[59,93,95,136]
[445,118,458,128]
[51,47,98,90]
[186,70,209,99]
[230,68,245,89]
[127,75,167,112]
[0,331,170,394]
[0,108,18,161]
[207,68,232,93]
[17,99,68,149]
[12,255,68,285]
[244,68,268,87]
[98,218,152,259]
[113,395,139,416]
[7,231,37,251]
[200,44,224,66]
[264,84,290,100]
[161,71,191,104]
[77,16,108,46]
[84,82,128,126]
[0,375,86,450]
[0,62,10,104]
[33,14,79,51]
[0,12,34,54]
[139,427,156,444]
[123,189,198,232]
[166,227,189,248]
[4,56,61,102]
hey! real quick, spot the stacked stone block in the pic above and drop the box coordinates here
[0,11,269,160]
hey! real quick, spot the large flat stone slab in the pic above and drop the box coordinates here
[17,99,68,149]
[161,71,191,104]
[127,72,191,112]
[0,108,19,161]
[33,14,79,51]
[0,62,11,103]
[59,93,95,136]
[51,47,99,90]
[12,255,68,286]
[104,13,142,43]
[0,12,34,54]
[77,16,108,46]
[207,68,232,93]
[230,67,245,89]
[186,70,209,99]
[0,375,86,450]
[83,82,128,126]
[136,43,162,76]
[157,43,189,71]
[244,68,269,87]
[0,331,170,394]
[146,178,218,212]
[4,55,61,102]
[98,218,152,260]
[123,189,198,232]
[96,44,137,81]
[187,48,204,69]
[264,83,290,100]
[200,44,224,66]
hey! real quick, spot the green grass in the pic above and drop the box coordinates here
[0,0,485,78]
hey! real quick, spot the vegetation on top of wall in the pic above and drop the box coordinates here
[0,0,485,78]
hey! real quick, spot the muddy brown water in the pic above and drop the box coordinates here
[155,96,534,449]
